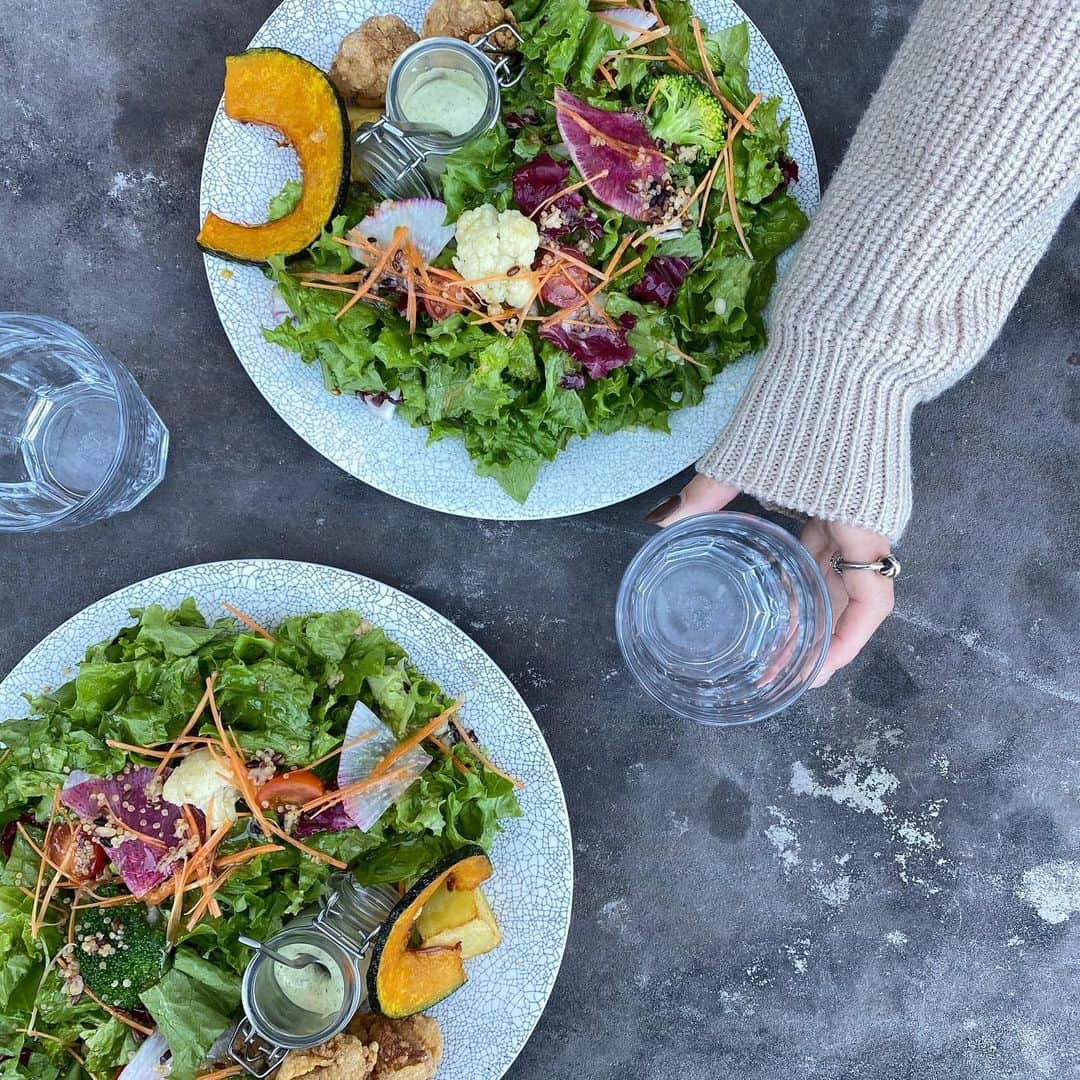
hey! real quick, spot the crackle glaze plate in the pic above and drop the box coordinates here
[0,560,572,1080]
[198,0,819,518]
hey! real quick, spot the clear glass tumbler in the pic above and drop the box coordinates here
[616,512,831,725]
[0,314,168,532]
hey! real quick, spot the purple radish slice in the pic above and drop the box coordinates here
[554,88,666,222]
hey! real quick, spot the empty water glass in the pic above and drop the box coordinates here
[0,314,169,532]
[616,512,831,725]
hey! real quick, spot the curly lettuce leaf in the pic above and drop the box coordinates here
[140,950,240,1080]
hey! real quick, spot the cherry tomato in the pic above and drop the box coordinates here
[423,283,472,323]
[46,823,107,883]
[538,248,593,309]
[257,769,325,812]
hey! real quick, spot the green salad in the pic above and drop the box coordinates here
[263,0,807,501]
[0,601,520,1080]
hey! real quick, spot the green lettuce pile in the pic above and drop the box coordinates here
[262,0,807,502]
[0,601,519,1080]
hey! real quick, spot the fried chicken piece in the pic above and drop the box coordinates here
[276,1034,378,1080]
[348,1013,444,1080]
[330,16,419,107]
[421,0,518,51]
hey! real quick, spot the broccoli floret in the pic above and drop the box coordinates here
[645,73,726,158]
[73,904,167,1011]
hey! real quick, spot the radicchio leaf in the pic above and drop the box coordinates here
[554,88,666,221]
[764,153,800,202]
[512,153,601,243]
[540,308,636,380]
[628,256,693,307]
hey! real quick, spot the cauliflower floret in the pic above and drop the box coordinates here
[452,204,539,309]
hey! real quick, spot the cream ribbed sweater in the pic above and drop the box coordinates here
[697,0,1080,541]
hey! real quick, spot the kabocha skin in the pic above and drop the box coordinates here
[197,49,351,263]
[367,847,494,1017]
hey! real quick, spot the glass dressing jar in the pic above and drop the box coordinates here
[353,26,524,200]
[230,879,398,1077]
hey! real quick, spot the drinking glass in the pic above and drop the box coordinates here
[616,512,831,725]
[0,314,168,532]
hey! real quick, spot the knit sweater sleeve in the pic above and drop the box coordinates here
[696,0,1080,541]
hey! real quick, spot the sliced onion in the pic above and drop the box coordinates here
[63,769,90,791]
[338,702,431,831]
[118,1029,171,1080]
[269,285,291,326]
[595,7,657,41]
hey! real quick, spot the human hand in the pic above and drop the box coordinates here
[645,474,895,687]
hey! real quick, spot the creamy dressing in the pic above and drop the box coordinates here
[400,68,488,137]
[272,943,345,1017]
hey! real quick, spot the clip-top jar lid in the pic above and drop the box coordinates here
[353,29,523,202]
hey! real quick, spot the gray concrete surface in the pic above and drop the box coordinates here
[1,1,1078,1077]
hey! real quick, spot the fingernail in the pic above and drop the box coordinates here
[645,493,682,525]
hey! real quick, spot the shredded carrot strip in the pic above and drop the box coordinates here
[645,79,664,115]
[728,92,761,142]
[105,740,173,759]
[528,171,609,222]
[724,136,752,258]
[185,867,238,931]
[181,804,202,847]
[166,866,186,947]
[100,802,168,850]
[155,675,217,778]
[222,602,277,643]
[697,149,728,228]
[17,1028,86,1067]
[656,338,707,369]
[67,888,80,944]
[30,792,60,935]
[427,735,472,777]
[300,763,416,815]
[197,1068,243,1080]
[597,61,617,90]
[343,225,408,312]
[214,843,283,869]
[551,97,673,161]
[16,884,64,918]
[449,718,524,789]
[538,243,607,282]
[369,701,464,779]
[689,17,751,128]
[79,983,154,1034]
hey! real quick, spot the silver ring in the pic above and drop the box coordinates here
[830,553,901,579]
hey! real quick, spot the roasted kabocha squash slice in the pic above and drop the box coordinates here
[367,847,494,1018]
[197,48,350,263]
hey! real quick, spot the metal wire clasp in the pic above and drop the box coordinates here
[472,23,526,87]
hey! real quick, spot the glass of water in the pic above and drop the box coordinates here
[616,512,831,725]
[0,314,169,532]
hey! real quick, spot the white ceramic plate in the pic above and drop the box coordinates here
[0,560,572,1080]
[199,0,819,518]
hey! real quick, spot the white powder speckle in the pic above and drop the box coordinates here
[815,875,851,906]
[790,759,898,817]
[1017,861,1080,924]
[598,898,631,934]
[764,807,800,870]
[884,930,908,949]
[107,170,164,200]
[783,937,811,975]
